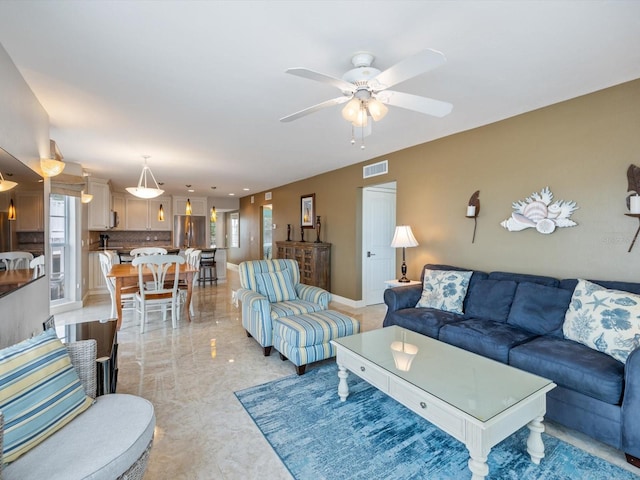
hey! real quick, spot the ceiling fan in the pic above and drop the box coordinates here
[280,49,453,126]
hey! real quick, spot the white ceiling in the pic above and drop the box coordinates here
[0,1,639,199]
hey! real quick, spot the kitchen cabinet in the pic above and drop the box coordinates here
[125,196,172,231]
[87,178,112,230]
[275,241,331,291]
[15,191,44,232]
[173,196,207,216]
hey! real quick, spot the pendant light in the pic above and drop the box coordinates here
[8,199,16,220]
[0,172,18,192]
[210,206,217,223]
[158,204,165,221]
[126,155,164,199]
[40,140,66,177]
[81,191,93,203]
[185,198,192,216]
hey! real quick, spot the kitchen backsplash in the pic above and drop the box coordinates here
[89,230,172,249]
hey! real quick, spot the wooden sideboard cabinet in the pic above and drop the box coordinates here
[276,241,331,291]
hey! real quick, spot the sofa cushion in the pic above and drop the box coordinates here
[255,268,297,303]
[416,269,472,314]
[488,271,559,287]
[2,394,155,480]
[0,329,94,464]
[465,279,517,322]
[563,279,640,364]
[383,308,464,339]
[507,282,572,337]
[438,319,537,363]
[509,336,624,405]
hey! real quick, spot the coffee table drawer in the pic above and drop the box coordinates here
[338,350,389,392]
[390,379,466,440]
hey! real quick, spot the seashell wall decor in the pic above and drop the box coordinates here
[500,186,578,234]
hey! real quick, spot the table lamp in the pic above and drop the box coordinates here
[390,225,419,282]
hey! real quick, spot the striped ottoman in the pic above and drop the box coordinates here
[273,311,360,375]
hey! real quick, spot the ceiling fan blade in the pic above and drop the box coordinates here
[285,68,356,93]
[371,49,447,91]
[280,96,351,122]
[381,90,453,118]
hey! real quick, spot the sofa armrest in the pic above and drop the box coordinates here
[66,340,98,400]
[296,284,331,309]
[622,347,640,457]
[1,410,4,476]
[383,284,422,313]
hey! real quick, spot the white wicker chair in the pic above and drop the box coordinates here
[0,339,154,480]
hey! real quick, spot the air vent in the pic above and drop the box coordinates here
[363,160,388,179]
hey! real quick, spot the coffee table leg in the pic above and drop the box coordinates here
[337,364,349,402]
[467,453,489,480]
[527,416,546,464]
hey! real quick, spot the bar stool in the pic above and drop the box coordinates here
[198,249,217,285]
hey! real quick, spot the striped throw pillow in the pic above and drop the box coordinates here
[0,329,94,464]
[255,268,297,303]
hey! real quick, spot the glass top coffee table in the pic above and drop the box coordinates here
[331,326,556,479]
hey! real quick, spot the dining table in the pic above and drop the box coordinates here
[107,263,199,330]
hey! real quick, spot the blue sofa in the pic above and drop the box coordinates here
[383,264,640,468]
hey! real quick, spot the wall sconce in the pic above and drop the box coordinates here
[390,225,419,282]
[40,157,65,177]
[210,206,217,222]
[81,190,93,204]
[185,198,192,216]
[158,204,165,221]
[8,199,16,220]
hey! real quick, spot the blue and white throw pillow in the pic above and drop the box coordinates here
[415,269,472,314]
[255,267,298,303]
[563,279,640,364]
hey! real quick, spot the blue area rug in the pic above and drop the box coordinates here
[235,363,638,480]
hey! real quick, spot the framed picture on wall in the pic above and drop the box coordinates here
[301,194,315,228]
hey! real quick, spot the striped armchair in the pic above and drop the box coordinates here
[237,259,331,355]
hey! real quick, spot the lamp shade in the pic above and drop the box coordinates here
[367,98,388,122]
[390,225,419,248]
[126,156,164,199]
[341,98,361,123]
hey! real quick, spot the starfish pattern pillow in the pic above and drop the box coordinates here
[415,269,472,314]
[563,279,640,364]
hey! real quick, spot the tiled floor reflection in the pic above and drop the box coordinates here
[54,269,638,479]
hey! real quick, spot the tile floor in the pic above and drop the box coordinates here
[54,269,639,479]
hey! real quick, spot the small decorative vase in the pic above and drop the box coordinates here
[300,226,305,242]
[315,216,322,243]
[287,224,291,241]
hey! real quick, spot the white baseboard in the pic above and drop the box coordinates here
[330,294,366,309]
[50,301,84,315]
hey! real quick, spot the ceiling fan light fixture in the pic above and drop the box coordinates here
[352,103,368,127]
[126,155,164,199]
[0,172,18,192]
[341,98,361,123]
[367,98,388,121]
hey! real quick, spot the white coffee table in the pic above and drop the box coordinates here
[331,326,556,480]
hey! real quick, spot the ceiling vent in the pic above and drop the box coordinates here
[363,160,388,179]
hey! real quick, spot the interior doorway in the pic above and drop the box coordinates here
[262,204,272,259]
[361,182,396,305]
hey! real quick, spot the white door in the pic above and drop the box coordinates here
[362,182,396,305]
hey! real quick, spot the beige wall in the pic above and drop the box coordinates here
[0,43,50,348]
[234,79,640,301]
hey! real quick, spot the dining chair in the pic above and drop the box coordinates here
[30,255,45,279]
[179,249,201,316]
[99,252,137,319]
[130,247,167,257]
[132,254,185,333]
[0,251,34,270]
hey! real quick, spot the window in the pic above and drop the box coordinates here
[49,194,75,304]
[230,212,239,248]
